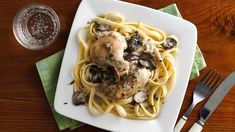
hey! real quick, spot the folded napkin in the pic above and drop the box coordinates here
[36,3,206,130]
[36,51,83,130]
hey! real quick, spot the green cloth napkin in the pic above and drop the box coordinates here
[36,51,83,130]
[36,3,206,130]
[159,4,206,79]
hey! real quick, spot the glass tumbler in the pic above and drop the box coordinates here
[13,3,60,50]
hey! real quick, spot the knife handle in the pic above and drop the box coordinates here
[173,117,187,132]
[188,122,203,132]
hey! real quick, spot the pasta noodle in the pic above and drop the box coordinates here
[72,12,178,120]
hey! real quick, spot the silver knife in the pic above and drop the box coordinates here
[189,71,235,132]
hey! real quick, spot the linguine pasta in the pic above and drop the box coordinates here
[72,12,178,120]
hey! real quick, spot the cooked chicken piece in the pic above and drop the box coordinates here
[89,31,153,100]
[98,65,151,100]
[90,31,129,74]
[134,90,148,103]
[114,66,151,99]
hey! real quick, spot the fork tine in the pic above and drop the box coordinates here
[200,69,212,82]
[206,71,218,86]
[210,74,222,89]
[203,69,215,84]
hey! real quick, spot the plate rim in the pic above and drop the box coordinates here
[54,0,197,132]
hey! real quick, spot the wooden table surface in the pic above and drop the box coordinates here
[0,0,235,132]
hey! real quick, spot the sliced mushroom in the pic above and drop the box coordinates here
[134,90,148,103]
[101,66,119,84]
[139,53,156,70]
[72,90,88,105]
[89,65,119,84]
[139,60,149,67]
[162,35,178,50]
[140,52,154,60]
[89,65,102,83]
[139,60,156,70]
[93,21,112,32]
[126,32,143,52]
[124,54,139,62]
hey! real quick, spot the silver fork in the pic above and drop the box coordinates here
[173,69,221,132]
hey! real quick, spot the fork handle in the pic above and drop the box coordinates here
[188,122,203,132]
[173,117,187,132]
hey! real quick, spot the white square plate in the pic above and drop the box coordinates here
[54,0,197,132]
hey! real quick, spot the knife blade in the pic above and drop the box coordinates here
[189,71,235,132]
[198,71,235,125]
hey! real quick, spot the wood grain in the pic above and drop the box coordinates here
[0,0,234,132]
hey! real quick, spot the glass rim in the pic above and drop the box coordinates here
[12,3,60,50]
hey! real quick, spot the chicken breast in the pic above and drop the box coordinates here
[90,31,129,74]
[89,31,152,100]
[115,66,151,99]
[97,65,151,100]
